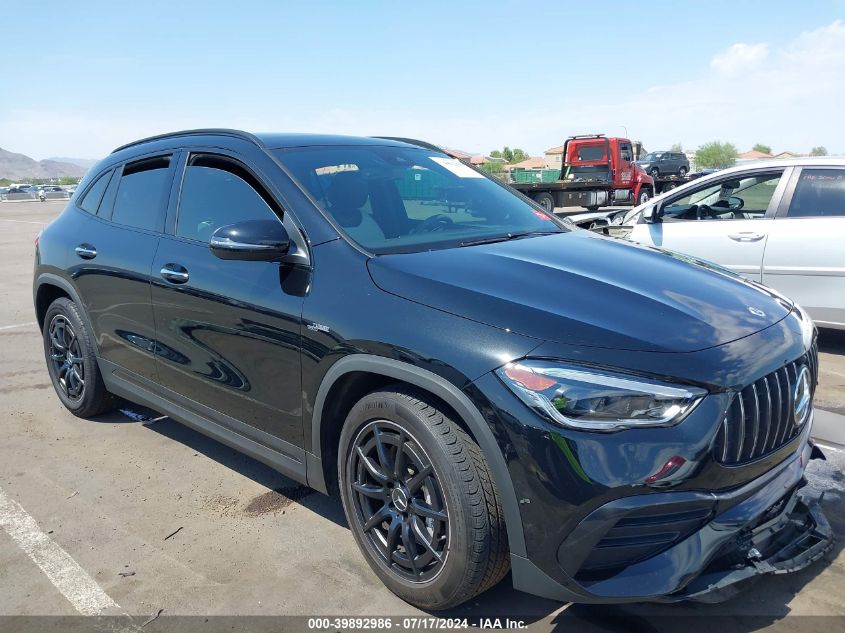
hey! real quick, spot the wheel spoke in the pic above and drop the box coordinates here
[411,498,447,522]
[372,426,393,474]
[401,520,420,577]
[362,504,391,532]
[406,463,432,492]
[386,515,401,558]
[70,366,84,387]
[50,326,66,352]
[352,481,387,500]
[393,433,406,480]
[411,515,443,564]
[356,446,388,484]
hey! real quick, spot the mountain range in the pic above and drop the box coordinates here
[0,147,95,180]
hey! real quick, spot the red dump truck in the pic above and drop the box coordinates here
[508,134,655,212]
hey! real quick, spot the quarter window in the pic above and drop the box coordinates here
[78,170,112,214]
[111,156,172,230]
[787,169,845,218]
[176,154,280,242]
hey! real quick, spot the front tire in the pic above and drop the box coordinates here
[637,188,651,205]
[649,167,660,178]
[338,388,509,610]
[43,297,116,417]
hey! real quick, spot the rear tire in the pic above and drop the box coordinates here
[338,387,509,610]
[678,166,688,177]
[43,297,117,417]
[532,192,555,213]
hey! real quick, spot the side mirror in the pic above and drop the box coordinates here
[644,203,663,223]
[728,196,744,210]
[209,220,291,261]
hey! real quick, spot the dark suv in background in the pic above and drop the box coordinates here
[637,151,690,177]
[34,130,831,609]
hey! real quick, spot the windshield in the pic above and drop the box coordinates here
[569,144,606,162]
[274,145,566,254]
[640,152,662,162]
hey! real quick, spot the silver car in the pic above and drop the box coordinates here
[612,158,845,329]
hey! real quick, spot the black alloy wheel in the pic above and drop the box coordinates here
[42,297,116,417]
[48,314,85,401]
[338,388,510,609]
[348,420,449,583]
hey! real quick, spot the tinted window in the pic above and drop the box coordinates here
[275,146,565,254]
[111,156,172,230]
[177,155,279,242]
[78,170,111,214]
[619,143,633,162]
[787,169,845,218]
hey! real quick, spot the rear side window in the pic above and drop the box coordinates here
[78,170,112,214]
[111,156,172,230]
[787,169,845,218]
[176,154,280,242]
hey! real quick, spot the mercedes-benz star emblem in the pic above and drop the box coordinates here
[793,365,812,427]
[391,488,409,512]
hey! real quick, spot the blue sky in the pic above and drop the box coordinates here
[2,0,844,159]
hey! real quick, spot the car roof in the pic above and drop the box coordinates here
[111,128,426,154]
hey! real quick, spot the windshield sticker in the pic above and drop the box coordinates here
[429,157,485,178]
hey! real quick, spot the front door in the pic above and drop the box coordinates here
[629,169,788,281]
[763,166,845,328]
[150,152,305,450]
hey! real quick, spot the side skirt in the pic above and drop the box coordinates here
[99,358,308,485]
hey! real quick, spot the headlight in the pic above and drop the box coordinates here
[496,360,706,432]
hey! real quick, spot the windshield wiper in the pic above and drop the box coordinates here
[459,230,560,247]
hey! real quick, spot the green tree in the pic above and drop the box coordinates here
[752,143,771,154]
[670,142,683,152]
[480,161,504,177]
[490,146,529,164]
[695,141,738,169]
[511,148,529,163]
[810,146,828,156]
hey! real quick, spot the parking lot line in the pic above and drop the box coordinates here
[0,486,120,616]
[0,322,37,331]
[0,218,47,225]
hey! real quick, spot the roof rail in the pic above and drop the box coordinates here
[111,128,265,154]
[371,136,444,152]
[567,133,606,140]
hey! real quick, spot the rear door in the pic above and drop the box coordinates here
[70,154,176,382]
[628,169,790,281]
[150,150,306,452]
[762,166,845,328]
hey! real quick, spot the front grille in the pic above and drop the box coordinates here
[714,342,818,466]
[577,501,714,576]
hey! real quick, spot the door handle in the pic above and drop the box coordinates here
[160,263,189,284]
[74,244,97,259]
[728,232,765,242]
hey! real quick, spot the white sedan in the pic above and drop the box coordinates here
[609,158,845,330]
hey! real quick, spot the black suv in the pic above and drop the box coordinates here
[34,130,831,609]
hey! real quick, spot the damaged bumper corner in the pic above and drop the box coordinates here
[669,490,835,603]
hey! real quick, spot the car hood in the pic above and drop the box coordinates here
[366,231,792,353]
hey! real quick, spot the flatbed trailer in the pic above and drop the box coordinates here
[507,134,655,212]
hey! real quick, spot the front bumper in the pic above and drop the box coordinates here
[508,437,834,604]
